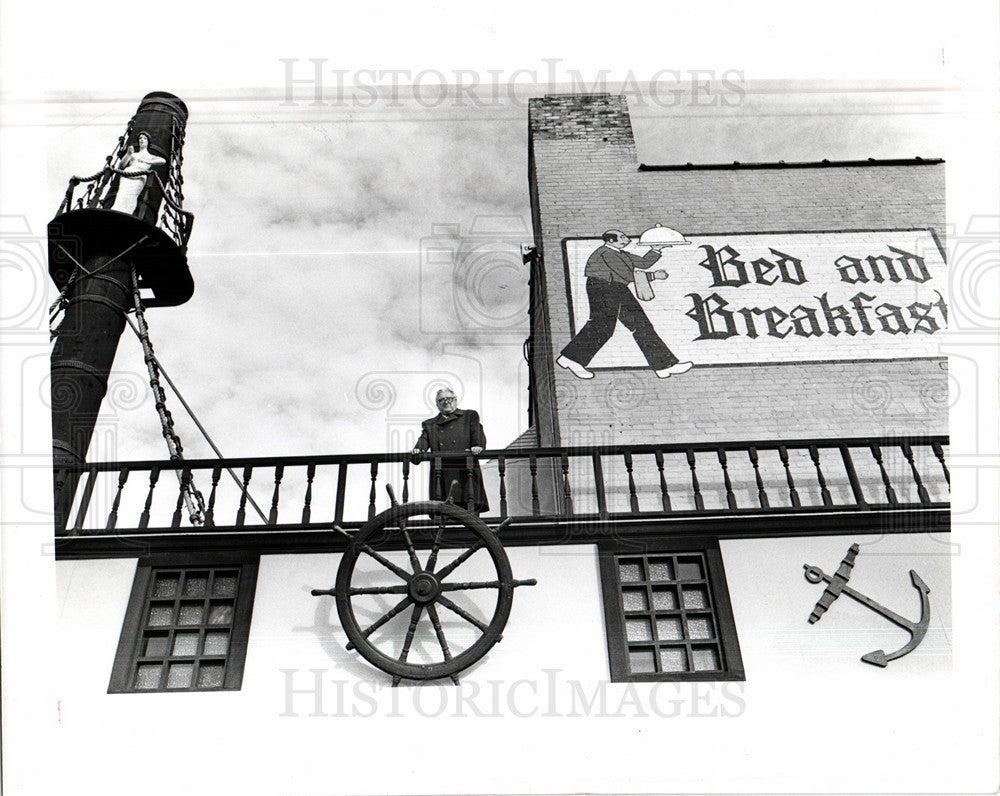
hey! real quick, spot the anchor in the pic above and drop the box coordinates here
[803,543,931,667]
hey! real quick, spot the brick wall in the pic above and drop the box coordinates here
[527,94,947,446]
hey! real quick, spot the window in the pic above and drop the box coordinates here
[598,538,744,682]
[109,553,259,693]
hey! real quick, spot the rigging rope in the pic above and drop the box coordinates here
[129,265,206,526]
[49,236,268,526]
[48,236,149,339]
[121,316,269,525]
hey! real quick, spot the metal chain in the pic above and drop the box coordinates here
[129,265,205,525]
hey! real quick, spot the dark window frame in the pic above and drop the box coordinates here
[108,551,259,693]
[598,536,745,683]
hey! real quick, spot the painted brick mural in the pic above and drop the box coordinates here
[527,94,947,447]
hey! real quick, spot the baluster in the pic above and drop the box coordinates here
[465,454,475,512]
[106,467,130,530]
[204,466,221,527]
[686,450,705,511]
[432,457,443,502]
[172,467,191,527]
[401,459,410,504]
[717,448,738,510]
[138,467,161,530]
[560,452,573,515]
[931,441,950,487]
[269,465,284,525]
[869,443,897,504]
[624,452,640,513]
[334,463,348,524]
[900,442,931,504]
[808,445,833,507]
[73,466,99,532]
[778,446,801,508]
[498,456,508,519]
[592,452,608,519]
[839,445,867,507]
[235,466,253,527]
[368,462,379,520]
[747,448,769,508]
[529,454,540,516]
[301,463,316,524]
[654,449,672,512]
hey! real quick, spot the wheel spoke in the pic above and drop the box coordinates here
[426,603,453,662]
[349,596,413,649]
[425,514,446,574]
[399,604,424,663]
[439,581,503,591]
[437,595,489,632]
[348,584,410,596]
[434,541,486,581]
[359,543,411,581]
[399,518,423,574]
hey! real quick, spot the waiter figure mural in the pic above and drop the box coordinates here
[557,224,694,379]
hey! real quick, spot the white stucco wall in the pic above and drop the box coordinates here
[50,532,977,795]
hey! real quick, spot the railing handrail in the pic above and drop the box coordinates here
[54,434,950,475]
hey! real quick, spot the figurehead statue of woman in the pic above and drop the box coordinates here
[110,131,166,214]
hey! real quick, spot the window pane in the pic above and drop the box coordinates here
[626,618,652,642]
[143,633,169,657]
[197,661,226,689]
[204,631,229,656]
[628,648,656,674]
[208,601,235,625]
[647,558,674,581]
[178,602,205,625]
[618,560,642,583]
[687,616,715,640]
[147,603,174,626]
[676,557,704,580]
[656,617,683,641]
[682,586,709,610]
[182,573,208,597]
[134,663,162,689]
[172,632,199,656]
[167,663,194,689]
[659,647,688,672]
[152,574,179,598]
[622,589,648,611]
[651,587,678,610]
[212,572,239,598]
[692,646,721,671]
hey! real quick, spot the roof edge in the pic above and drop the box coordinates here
[638,157,944,172]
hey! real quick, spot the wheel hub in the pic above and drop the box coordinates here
[409,572,441,604]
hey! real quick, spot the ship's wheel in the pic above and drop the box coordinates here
[311,492,536,686]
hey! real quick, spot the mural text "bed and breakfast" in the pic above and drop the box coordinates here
[563,230,947,368]
[686,243,946,340]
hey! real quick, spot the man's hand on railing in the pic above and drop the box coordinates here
[470,447,484,455]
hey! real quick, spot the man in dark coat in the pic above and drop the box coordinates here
[411,388,489,513]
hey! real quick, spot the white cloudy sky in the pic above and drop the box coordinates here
[0,2,994,469]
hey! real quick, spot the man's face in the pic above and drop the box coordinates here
[436,391,458,414]
[608,233,630,249]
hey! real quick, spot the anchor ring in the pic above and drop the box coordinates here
[803,565,824,584]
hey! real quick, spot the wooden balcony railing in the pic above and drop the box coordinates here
[56,436,949,540]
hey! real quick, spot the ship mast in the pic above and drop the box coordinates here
[48,92,195,532]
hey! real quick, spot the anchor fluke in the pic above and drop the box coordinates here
[862,649,889,667]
